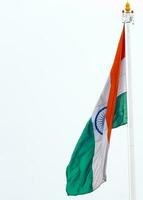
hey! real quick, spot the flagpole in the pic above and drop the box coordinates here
[122,2,136,200]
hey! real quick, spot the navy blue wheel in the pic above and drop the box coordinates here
[95,107,107,135]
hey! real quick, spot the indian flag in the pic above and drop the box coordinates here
[66,26,127,196]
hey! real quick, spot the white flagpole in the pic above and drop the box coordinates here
[122,2,136,200]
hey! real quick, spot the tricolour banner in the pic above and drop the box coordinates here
[66,26,127,196]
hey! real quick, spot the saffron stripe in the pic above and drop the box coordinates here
[106,26,125,142]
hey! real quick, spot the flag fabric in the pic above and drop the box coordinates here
[66,26,127,196]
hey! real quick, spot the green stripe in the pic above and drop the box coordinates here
[66,119,95,196]
[66,92,127,196]
[112,92,127,128]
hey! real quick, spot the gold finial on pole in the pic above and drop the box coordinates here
[125,1,131,13]
[122,1,134,24]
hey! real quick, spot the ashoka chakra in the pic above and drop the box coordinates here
[94,107,107,135]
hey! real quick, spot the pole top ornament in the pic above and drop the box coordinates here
[122,2,134,24]
[125,2,131,13]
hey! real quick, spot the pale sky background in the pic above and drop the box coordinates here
[0,0,142,200]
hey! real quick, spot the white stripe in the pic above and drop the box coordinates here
[91,78,111,190]
[92,78,110,121]
[117,58,127,95]
[91,57,126,190]
[92,120,109,189]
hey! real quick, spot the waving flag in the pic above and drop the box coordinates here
[66,26,127,196]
